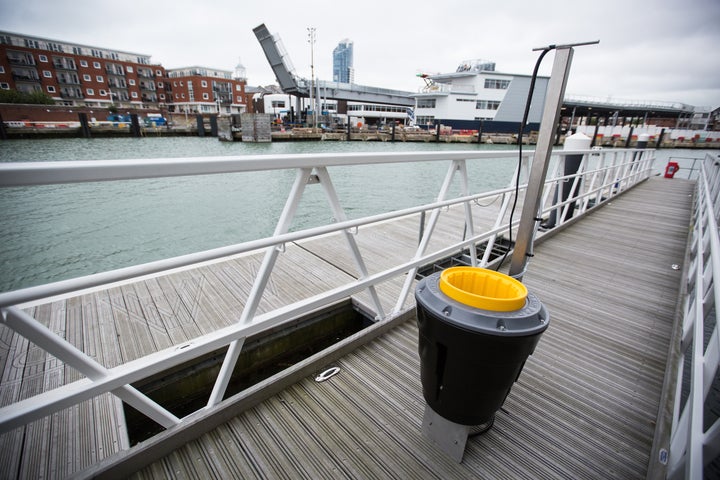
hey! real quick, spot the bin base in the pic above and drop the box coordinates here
[422,404,496,462]
[422,404,471,462]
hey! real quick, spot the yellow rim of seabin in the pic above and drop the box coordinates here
[439,267,528,312]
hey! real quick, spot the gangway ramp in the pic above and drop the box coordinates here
[75,176,694,478]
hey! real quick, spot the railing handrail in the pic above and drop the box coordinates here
[667,152,720,479]
[0,148,642,187]
[0,148,642,309]
[0,147,656,444]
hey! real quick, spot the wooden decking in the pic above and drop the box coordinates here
[0,176,694,479]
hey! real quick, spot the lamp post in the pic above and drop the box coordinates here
[307,27,317,129]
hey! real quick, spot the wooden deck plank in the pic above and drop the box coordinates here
[122,283,174,352]
[148,275,203,341]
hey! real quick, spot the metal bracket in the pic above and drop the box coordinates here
[422,404,470,463]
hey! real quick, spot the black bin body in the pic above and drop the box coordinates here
[415,271,549,426]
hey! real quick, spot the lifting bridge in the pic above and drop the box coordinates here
[253,24,415,108]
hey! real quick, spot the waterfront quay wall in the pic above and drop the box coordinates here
[4,125,719,148]
[2,104,718,148]
[4,124,719,148]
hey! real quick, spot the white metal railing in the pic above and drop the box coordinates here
[667,152,720,479]
[0,148,655,444]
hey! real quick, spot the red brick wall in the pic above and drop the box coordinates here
[0,103,164,122]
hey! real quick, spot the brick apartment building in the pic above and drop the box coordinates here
[166,66,246,115]
[0,31,247,116]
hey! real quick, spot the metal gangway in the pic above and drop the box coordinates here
[0,144,669,478]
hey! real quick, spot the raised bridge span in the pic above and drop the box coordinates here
[253,24,415,107]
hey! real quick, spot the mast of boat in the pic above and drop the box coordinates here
[509,41,599,282]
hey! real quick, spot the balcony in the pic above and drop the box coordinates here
[107,79,128,89]
[52,57,77,70]
[56,74,81,85]
[139,82,156,91]
[105,64,125,76]
[212,82,232,94]
[60,88,83,99]
[11,70,40,82]
[109,91,130,102]
[6,52,35,66]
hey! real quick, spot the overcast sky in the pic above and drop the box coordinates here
[1,0,719,108]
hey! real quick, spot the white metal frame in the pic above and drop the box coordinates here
[0,147,654,444]
[668,153,720,479]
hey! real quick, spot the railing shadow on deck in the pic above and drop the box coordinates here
[0,147,658,476]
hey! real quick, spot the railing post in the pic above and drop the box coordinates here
[314,167,385,319]
[208,167,312,406]
[480,161,522,267]
[393,160,463,313]
[457,160,478,266]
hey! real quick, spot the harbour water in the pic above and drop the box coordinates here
[0,137,706,293]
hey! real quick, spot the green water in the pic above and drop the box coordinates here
[1,137,521,292]
[0,137,708,292]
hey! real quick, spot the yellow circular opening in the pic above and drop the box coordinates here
[439,267,527,312]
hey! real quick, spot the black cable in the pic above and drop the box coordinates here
[496,46,554,271]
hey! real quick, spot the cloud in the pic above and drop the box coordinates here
[1,0,718,107]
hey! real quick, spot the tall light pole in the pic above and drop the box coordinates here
[307,27,317,129]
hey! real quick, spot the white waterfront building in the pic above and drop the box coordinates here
[254,91,408,127]
[411,59,550,132]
